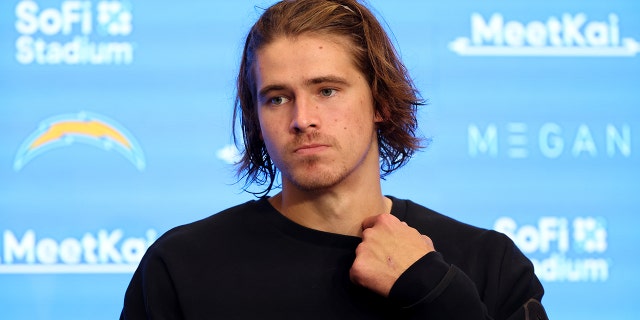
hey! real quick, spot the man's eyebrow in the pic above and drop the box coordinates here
[258,84,286,100]
[304,75,350,86]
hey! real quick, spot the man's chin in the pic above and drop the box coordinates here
[287,172,344,192]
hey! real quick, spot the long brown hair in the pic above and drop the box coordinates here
[233,0,425,196]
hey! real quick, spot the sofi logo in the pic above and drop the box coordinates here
[0,229,156,273]
[15,0,134,65]
[450,13,640,57]
[494,216,609,282]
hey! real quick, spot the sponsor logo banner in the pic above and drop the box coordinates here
[0,229,156,274]
[468,122,632,159]
[14,111,146,171]
[14,0,135,65]
[450,13,639,57]
[495,216,609,282]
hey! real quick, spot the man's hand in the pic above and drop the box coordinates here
[349,213,435,297]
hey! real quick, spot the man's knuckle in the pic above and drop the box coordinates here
[379,214,393,223]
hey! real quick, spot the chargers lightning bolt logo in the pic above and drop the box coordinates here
[14,112,145,171]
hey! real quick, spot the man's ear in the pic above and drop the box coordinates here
[374,110,384,123]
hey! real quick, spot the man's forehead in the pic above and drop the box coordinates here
[254,35,362,87]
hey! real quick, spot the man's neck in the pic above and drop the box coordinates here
[268,182,391,237]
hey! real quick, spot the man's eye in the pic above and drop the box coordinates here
[270,96,289,105]
[320,89,336,97]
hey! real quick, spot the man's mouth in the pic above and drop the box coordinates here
[294,144,329,155]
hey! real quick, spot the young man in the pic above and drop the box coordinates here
[121,0,548,319]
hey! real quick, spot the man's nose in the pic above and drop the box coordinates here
[290,96,319,133]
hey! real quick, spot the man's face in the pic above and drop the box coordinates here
[254,34,381,192]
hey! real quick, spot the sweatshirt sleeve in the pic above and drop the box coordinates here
[388,243,548,320]
[120,245,184,320]
[491,233,547,320]
[388,251,489,319]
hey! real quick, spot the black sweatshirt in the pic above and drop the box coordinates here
[121,196,547,319]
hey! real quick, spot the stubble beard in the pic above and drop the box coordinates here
[278,132,349,192]
[281,156,349,192]
[271,130,377,193]
[279,137,375,193]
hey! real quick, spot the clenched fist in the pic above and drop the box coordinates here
[349,213,435,297]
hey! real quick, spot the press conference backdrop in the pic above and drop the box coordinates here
[1,0,638,318]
